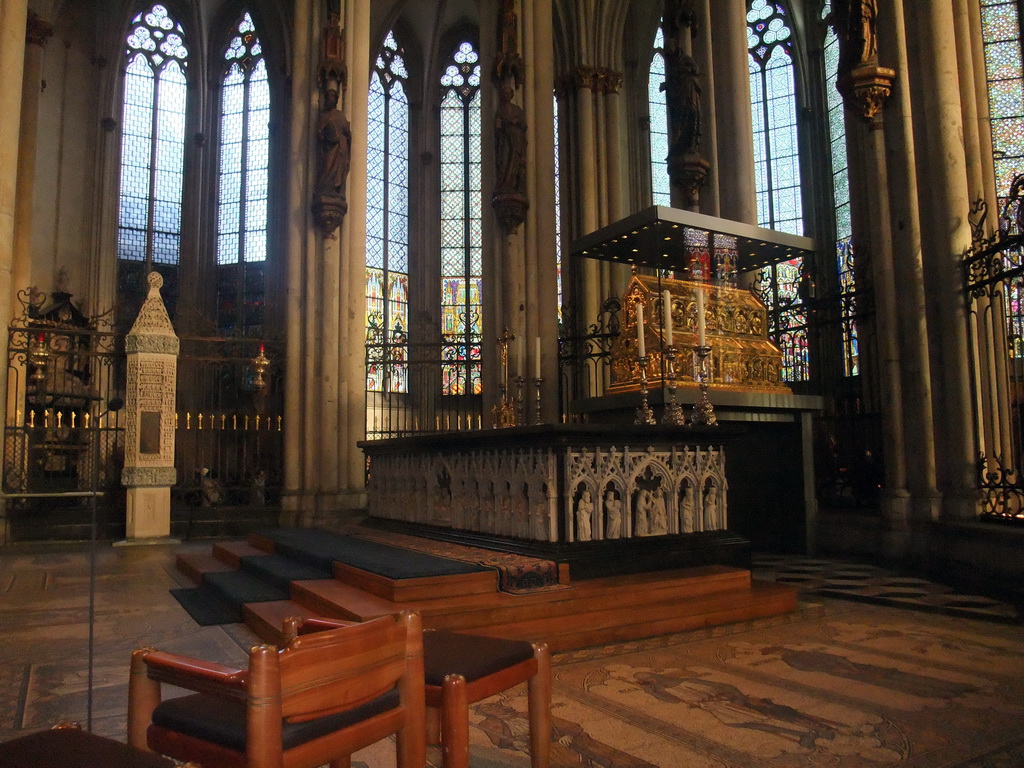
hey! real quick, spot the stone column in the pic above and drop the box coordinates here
[282,0,313,524]
[907,0,977,521]
[575,67,602,330]
[11,12,52,308]
[880,0,940,525]
[0,0,30,448]
[121,272,178,541]
[710,0,756,224]
[694,0,719,216]
[341,0,371,493]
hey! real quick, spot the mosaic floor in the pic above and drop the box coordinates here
[1,541,1022,767]
[751,553,1021,623]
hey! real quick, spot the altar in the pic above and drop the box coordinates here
[361,424,749,578]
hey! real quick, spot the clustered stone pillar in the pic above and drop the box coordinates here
[0,0,30,458]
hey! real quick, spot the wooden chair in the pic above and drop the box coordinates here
[127,610,426,768]
[422,630,550,768]
[291,618,551,768]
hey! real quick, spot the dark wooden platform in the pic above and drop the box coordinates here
[176,531,797,652]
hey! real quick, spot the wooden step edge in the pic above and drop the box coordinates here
[427,583,795,638]
[243,600,317,645]
[246,532,277,554]
[175,551,234,585]
[212,540,267,567]
[331,561,498,602]
[290,579,401,622]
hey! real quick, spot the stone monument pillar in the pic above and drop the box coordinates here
[121,272,179,540]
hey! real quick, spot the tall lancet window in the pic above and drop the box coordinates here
[748,0,808,382]
[439,41,483,396]
[649,23,671,206]
[822,3,858,376]
[980,0,1024,354]
[117,3,189,320]
[366,31,410,393]
[216,11,270,337]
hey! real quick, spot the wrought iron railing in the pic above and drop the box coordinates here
[963,180,1024,523]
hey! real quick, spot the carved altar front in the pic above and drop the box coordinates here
[362,425,729,547]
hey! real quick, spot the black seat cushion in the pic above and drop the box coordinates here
[422,630,534,686]
[151,688,400,751]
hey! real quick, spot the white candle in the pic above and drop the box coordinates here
[662,290,673,346]
[696,288,707,347]
[636,301,646,358]
[534,336,542,379]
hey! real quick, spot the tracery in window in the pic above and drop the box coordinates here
[439,41,483,396]
[649,23,671,207]
[366,30,410,392]
[980,0,1024,355]
[748,0,808,381]
[216,11,269,337]
[824,1,858,375]
[117,3,188,324]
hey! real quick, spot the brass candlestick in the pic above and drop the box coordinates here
[661,346,686,425]
[690,345,718,426]
[634,355,656,425]
[514,375,526,426]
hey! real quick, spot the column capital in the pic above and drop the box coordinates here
[594,68,623,95]
[840,63,896,121]
[26,10,54,48]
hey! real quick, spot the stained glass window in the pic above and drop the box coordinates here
[118,4,188,267]
[216,12,269,337]
[980,0,1024,355]
[439,41,483,396]
[824,1,858,376]
[748,0,807,381]
[366,30,410,393]
[649,24,671,207]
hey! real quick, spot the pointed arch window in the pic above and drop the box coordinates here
[216,11,270,336]
[117,3,188,322]
[439,41,483,396]
[649,23,671,206]
[366,30,410,393]
[748,0,808,382]
[824,1,858,376]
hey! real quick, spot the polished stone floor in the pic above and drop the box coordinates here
[2,540,1022,767]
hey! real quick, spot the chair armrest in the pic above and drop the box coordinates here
[298,617,357,634]
[140,650,247,700]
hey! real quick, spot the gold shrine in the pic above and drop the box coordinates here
[609,274,792,394]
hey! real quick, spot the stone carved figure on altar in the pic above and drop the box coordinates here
[530,481,548,540]
[575,488,593,542]
[680,482,695,533]
[604,489,622,539]
[704,483,719,531]
[649,488,668,535]
[634,489,651,536]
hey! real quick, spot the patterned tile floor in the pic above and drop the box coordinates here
[751,553,1021,623]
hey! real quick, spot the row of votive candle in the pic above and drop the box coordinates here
[16,411,283,431]
[637,288,708,356]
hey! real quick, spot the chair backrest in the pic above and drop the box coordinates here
[270,614,410,723]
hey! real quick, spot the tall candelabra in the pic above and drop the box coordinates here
[533,377,543,425]
[690,344,718,426]
[634,355,656,425]
[661,346,686,425]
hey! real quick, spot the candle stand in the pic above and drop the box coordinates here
[661,346,686,425]
[634,356,656,425]
[690,345,718,426]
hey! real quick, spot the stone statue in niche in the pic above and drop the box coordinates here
[575,488,593,542]
[833,0,879,77]
[604,489,622,539]
[649,488,668,536]
[663,54,702,158]
[494,86,527,198]
[703,483,719,531]
[530,482,548,540]
[634,489,651,536]
[312,80,352,234]
[680,482,695,533]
